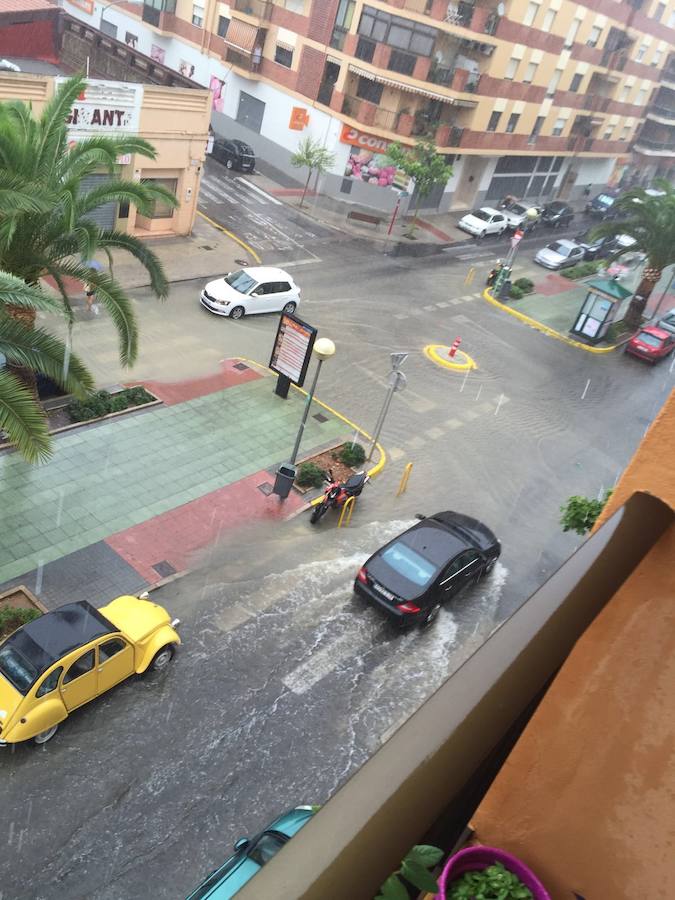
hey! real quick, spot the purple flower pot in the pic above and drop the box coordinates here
[436,846,551,900]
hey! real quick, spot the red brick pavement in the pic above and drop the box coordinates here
[127,359,261,405]
[105,469,304,583]
[534,273,579,296]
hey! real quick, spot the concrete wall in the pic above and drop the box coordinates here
[471,392,675,900]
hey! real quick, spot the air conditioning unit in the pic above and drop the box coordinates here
[479,44,494,56]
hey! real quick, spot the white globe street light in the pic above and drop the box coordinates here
[288,338,336,466]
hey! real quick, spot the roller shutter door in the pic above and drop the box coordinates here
[79,175,117,231]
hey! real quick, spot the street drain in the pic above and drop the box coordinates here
[233,362,249,371]
[199,245,215,250]
[313,412,328,423]
[153,560,177,578]
[257,482,273,495]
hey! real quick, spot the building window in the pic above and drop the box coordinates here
[388,49,416,76]
[547,68,562,97]
[587,25,602,47]
[523,1,538,26]
[570,72,583,92]
[564,19,580,48]
[620,84,631,102]
[355,36,375,62]
[636,43,648,62]
[603,125,614,140]
[552,117,565,136]
[636,88,648,104]
[274,45,293,67]
[619,125,630,140]
[141,178,177,218]
[528,115,545,143]
[523,62,538,83]
[336,0,356,29]
[504,57,519,79]
[655,2,666,21]
[358,6,435,56]
[191,2,204,26]
[217,15,229,37]
[356,75,383,104]
[505,113,520,133]
[542,8,556,31]
[486,110,502,132]
[652,49,662,66]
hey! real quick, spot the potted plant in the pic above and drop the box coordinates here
[436,846,550,900]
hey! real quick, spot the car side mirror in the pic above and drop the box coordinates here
[234,837,249,851]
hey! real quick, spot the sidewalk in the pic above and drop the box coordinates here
[0,362,380,609]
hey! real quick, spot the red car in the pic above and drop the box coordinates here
[625,326,675,363]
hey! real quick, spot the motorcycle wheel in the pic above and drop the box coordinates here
[310,504,328,524]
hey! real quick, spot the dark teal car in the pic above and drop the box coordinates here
[186,806,317,899]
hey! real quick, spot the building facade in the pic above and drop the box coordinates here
[62,0,675,212]
[0,71,211,236]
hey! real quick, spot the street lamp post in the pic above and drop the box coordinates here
[100,0,143,34]
[289,338,336,466]
[493,207,539,297]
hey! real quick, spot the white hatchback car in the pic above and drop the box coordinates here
[458,207,507,237]
[200,267,300,319]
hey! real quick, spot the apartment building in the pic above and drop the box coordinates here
[63,0,675,212]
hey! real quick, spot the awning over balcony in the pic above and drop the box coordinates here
[348,64,476,107]
[224,18,258,54]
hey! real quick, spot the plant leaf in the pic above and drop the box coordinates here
[407,844,445,868]
[401,859,440,893]
[375,874,409,900]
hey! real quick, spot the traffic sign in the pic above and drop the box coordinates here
[390,352,409,370]
[387,370,407,392]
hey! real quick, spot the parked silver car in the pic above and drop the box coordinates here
[534,239,585,270]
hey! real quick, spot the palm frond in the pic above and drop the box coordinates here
[0,367,52,463]
[0,270,67,315]
[75,179,177,219]
[97,229,171,299]
[0,314,94,397]
[36,75,87,181]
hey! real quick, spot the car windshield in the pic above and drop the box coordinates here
[637,332,662,348]
[0,645,38,694]
[548,242,569,255]
[381,543,437,587]
[248,833,286,867]
[472,209,490,221]
[597,194,614,206]
[509,204,527,215]
[224,270,256,293]
[548,203,564,213]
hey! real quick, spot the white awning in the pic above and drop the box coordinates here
[348,64,476,107]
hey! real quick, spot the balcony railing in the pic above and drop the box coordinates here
[428,64,453,86]
[583,95,610,113]
[444,1,475,28]
[633,136,675,152]
[647,105,675,120]
[232,0,272,18]
[225,46,261,72]
[355,36,375,63]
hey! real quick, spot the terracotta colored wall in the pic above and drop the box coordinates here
[472,390,675,900]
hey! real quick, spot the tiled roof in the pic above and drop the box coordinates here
[0,0,56,11]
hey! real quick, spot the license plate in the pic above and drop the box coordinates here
[373,582,395,601]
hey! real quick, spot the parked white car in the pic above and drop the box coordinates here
[534,239,585,270]
[501,202,541,232]
[457,207,507,237]
[200,267,300,319]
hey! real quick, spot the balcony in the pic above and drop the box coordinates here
[341,95,413,135]
[224,46,262,72]
[232,0,272,19]
[646,105,675,123]
[583,95,611,114]
[633,136,675,156]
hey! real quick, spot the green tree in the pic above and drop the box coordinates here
[0,271,94,462]
[590,179,675,329]
[0,74,177,372]
[384,138,453,235]
[560,490,613,536]
[290,136,336,208]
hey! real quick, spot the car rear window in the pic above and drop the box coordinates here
[548,242,568,254]
[472,209,490,221]
[381,544,436,587]
[597,194,614,206]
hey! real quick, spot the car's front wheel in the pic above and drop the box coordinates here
[282,301,297,315]
[225,158,234,169]
[149,645,175,672]
[230,306,245,320]
[481,557,497,577]
[33,724,59,745]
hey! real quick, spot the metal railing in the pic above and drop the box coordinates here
[633,136,675,152]
[647,105,675,120]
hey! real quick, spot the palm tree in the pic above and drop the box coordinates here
[0,74,178,369]
[0,271,94,463]
[590,179,675,330]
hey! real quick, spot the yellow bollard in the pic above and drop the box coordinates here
[338,495,356,528]
[465,266,475,286]
[396,462,413,497]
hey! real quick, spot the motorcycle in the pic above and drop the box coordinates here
[309,469,370,524]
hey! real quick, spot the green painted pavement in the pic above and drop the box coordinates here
[0,379,344,584]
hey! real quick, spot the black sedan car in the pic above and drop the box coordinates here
[211,138,255,172]
[541,201,574,229]
[574,230,636,260]
[354,511,500,628]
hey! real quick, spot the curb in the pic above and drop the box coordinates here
[196,209,262,264]
[482,287,620,354]
[424,344,477,371]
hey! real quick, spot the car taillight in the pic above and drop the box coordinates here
[396,601,421,614]
[357,567,368,584]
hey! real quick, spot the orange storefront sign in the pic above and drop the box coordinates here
[289,107,310,130]
[340,123,394,152]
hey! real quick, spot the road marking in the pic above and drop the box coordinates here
[199,185,223,204]
[273,258,322,268]
[446,418,463,429]
[425,426,444,439]
[405,435,426,449]
[436,301,449,308]
[388,446,405,461]
[423,304,436,311]
[462,409,480,421]
[460,295,474,301]
[494,393,506,415]
[236,177,283,205]
[283,631,369,695]
[581,378,590,400]
[201,177,242,204]
[394,313,408,319]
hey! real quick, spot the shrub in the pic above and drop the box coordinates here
[67,387,154,422]
[514,277,534,293]
[562,260,601,280]
[509,284,524,300]
[339,442,366,467]
[296,462,325,488]
[560,490,613,536]
[0,606,41,639]
[447,862,534,900]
